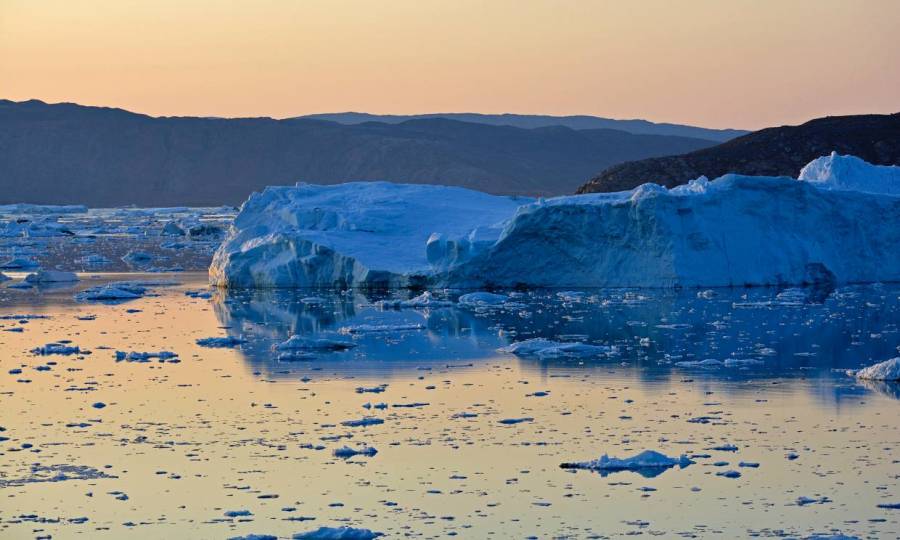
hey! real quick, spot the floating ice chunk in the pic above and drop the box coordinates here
[675,359,723,368]
[499,338,615,359]
[31,342,83,355]
[196,336,246,348]
[333,446,378,459]
[274,335,356,352]
[75,285,143,302]
[224,509,253,518]
[25,270,79,284]
[498,417,533,425]
[796,496,832,506]
[276,351,316,362]
[709,443,739,452]
[723,358,764,367]
[115,350,179,363]
[377,291,453,309]
[160,221,186,236]
[852,358,900,381]
[457,292,509,307]
[561,450,694,476]
[338,323,424,334]
[799,152,900,196]
[340,417,384,428]
[292,527,383,540]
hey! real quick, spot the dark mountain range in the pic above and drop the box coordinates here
[0,99,717,206]
[301,112,747,142]
[577,113,900,194]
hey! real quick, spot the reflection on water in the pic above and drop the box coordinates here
[1,273,898,539]
[212,283,900,405]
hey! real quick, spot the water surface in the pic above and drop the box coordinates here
[0,273,898,539]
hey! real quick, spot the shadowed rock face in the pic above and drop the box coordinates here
[0,99,718,206]
[577,113,900,194]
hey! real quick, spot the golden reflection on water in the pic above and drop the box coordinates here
[0,274,897,539]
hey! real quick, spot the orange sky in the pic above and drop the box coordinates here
[2,0,898,129]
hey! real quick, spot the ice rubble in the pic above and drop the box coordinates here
[210,154,900,289]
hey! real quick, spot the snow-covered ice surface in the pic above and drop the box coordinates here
[209,182,529,288]
[211,155,900,289]
[1,272,899,539]
[852,357,900,381]
[799,151,900,196]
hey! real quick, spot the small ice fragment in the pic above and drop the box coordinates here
[333,446,378,459]
[196,336,246,348]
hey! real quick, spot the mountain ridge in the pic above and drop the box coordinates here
[300,112,747,142]
[577,113,900,194]
[0,99,717,206]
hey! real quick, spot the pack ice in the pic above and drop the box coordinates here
[210,154,900,289]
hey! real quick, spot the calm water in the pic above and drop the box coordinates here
[0,273,898,539]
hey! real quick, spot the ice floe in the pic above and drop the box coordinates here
[24,270,79,284]
[292,527,383,540]
[499,338,616,359]
[560,450,694,477]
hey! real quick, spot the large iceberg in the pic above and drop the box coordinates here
[211,154,900,289]
[210,182,529,288]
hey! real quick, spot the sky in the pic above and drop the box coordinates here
[2,0,898,130]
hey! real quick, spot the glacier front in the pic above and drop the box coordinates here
[210,153,900,289]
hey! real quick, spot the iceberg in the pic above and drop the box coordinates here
[210,155,900,289]
[852,358,900,381]
[210,181,529,288]
[560,449,694,477]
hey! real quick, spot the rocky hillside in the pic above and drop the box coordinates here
[301,112,747,142]
[577,113,900,194]
[0,99,718,207]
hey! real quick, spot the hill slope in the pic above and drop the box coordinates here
[577,113,900,194]
[301,112,747,142]
[0,99,717,206]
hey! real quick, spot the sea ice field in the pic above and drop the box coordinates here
[0,204,898,540]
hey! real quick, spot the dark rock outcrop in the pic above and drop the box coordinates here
[577,113,900,194]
